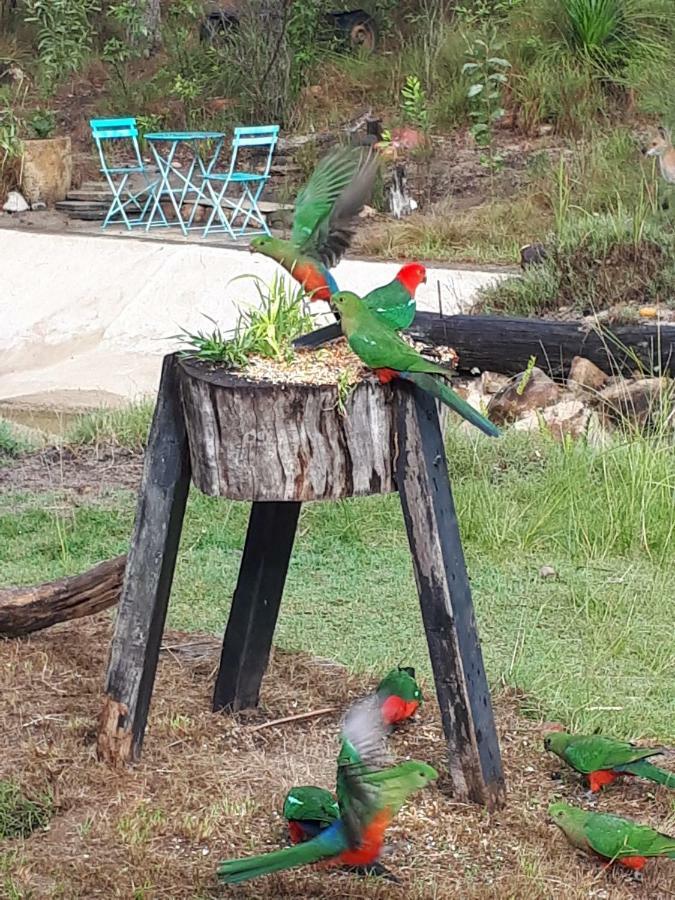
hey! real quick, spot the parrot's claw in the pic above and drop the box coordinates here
[583,790,598,806]
[632,871,644,884]
[346,863,400,883]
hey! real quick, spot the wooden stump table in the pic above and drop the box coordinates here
[98,353,506,809]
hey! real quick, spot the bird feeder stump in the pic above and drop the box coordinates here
[98,353,506,809]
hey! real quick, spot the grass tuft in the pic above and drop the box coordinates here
[0,780,52,839]
[66,401,155,451]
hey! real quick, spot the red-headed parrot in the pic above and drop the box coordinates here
[377,666,423,726]
[545,732,675,793]
[331,290,501,438]
[217,695,438,884]
[549,802,675,872]
[282,786,339,844]
[293,262,427,350]
[250,146,377,302]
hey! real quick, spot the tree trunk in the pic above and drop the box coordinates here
[142,0,161,51]
[0,556,125,638]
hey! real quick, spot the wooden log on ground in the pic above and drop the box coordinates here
[0,555,125,638]
[408,313,675,378]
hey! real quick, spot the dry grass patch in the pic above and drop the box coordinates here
[1,617,674,899]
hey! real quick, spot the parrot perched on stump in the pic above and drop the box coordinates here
[331,290,501,438]
[549,802,675,872]
[545,732,675,793]
[293,263,427,350]
[377,666,423,726]
[217,695,438,884]
[250,146,378,302]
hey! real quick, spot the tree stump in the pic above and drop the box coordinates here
[98,353,505,809]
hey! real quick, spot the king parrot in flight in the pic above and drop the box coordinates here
[250,146,377,302]
[545,731,675,793]
[331,290,501,438]
[217,695,437,884]
[549,802,675,872]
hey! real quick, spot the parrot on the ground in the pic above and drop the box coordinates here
[549,802,675,872]
[545,732,675,793]
[293,262,427,350]
[377,666,423,726]
[282,786,339,844]
[217,695,438,884]
[331,290,501,438]
[249,146,377,302]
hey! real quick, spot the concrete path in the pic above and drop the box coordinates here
[1,227,508,405]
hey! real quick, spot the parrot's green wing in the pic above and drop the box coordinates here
[292,148,377,267]
[364,281,416,331]
[336,695,392,849]
[585,812,675,860]
[282,786,340,825]
[564,735,662,774]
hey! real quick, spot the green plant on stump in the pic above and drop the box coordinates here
[0,780,52,839]
[463,30,511,177]
[28,108,55,138]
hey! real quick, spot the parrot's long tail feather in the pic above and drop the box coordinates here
[217,837,336,884]
[293,322,343,350]
[399,371,501,438]
[619,760,675,788]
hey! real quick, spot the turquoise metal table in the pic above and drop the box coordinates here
[144,131,225,235]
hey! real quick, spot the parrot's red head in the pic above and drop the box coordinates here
[396,262,427,296]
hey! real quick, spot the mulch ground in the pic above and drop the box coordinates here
[1,617,674,899]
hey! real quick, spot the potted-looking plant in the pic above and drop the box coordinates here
[20,109,72,206]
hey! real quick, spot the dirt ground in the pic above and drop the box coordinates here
[1,616,674,899]
[0,445,143,496]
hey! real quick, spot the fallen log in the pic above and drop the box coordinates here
[294,314,675,378]
[0,555,126,638]
[408,313,675,377]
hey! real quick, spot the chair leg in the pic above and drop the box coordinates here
[202,182,236,239]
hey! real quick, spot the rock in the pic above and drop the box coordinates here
[539,565,557,579]
[30,201,47,211]
[390,126,427,151]
[3,190,29,213]
[519,242,548,270]
[599,377,671,428]
[480,371,509,395]
[513,397,600,441]
[358,204,377,219]
[487,367,561,425]
[567,356,608,395]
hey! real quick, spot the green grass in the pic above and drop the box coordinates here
[0,419,36,458]
[1,427,673,740]
[0,780,52,839]
[65,401,155,451]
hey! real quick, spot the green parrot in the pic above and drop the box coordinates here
[250,146,378,302]
[544,731,675,793]
[217,695,438,884]
[377,666,423,726]
[331,290,501,438]
[282,786,339,844]
[549,802,675,872]
[293,262,427,350]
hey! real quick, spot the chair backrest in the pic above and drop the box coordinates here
[90,117,143,171]
[226,125,279,179]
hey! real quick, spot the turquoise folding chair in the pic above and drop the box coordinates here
[200,125,279,238]
[90,117,163,230]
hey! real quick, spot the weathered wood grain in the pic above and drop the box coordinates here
[213,501,301,712]
[98,354,191,766]
[0,555,125,638]
[395,382,506,810]
[178,359,402,501]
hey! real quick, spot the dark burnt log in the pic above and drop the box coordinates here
[395,383,505,810]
